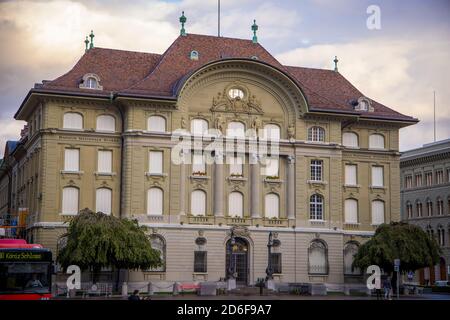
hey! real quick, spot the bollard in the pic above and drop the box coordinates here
[148,282,154,295]
[121,282,128,297]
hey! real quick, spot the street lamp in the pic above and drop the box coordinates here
[227,229,236,280]
[265,231,274,281]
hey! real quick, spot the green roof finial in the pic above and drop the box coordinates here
[179,11,187,36]
[333,55,339,72]
[89,30,95,49]
[251,19,258,43]
[84,36,89,53]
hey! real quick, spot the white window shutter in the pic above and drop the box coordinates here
[372,200,385,225]
[191,190,206,216]
[229,156,243,175]
[227,121,245,137]
[149,151,163,174]
[192,154,205,173]
[62,187,79,215]
[345,165,357,185]
[148,116,166,132]
[96,188,112,215]
[64,149,79,171]
[98,150,112,173]
[147,188,163,215]
[63,113,83,129]
[265,193,279,218]
[228,192,243,217]
[369,134,385,149]
[343,132,358,147]
[372,166,384,187]
[344,199,358,223]
[96,115,115,132]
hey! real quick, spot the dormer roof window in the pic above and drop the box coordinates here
[355,96,374,112]
[79,73,103,90]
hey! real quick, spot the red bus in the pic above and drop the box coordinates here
[0,239,52,300]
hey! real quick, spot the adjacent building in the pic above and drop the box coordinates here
[400,139,450,284]
[0,21,418,289]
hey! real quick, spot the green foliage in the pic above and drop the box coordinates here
[353,222,441,273]
[57,208,162,271]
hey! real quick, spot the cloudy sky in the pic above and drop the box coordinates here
[0,0,449,155]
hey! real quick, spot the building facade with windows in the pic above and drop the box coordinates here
[400,139,450,284]
[1,28,417,289]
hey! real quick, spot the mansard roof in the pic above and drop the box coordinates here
[23,33,417,123]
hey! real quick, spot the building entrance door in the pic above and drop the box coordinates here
[226,237,249,285]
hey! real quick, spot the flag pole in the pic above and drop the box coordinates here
[434,90,436,142]
[218,0,221,37]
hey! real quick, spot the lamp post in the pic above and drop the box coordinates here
[226,229,237,290]
[265,232,275,290]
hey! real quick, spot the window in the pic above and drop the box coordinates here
[63,112,83,130]
[262,124,281,140]
[371,200,385,225]
[96,115,115,132]
[425,172,433,186]
[190,50,199,61]
[344,199,358,224]
[427,199,433,216]
[404,175,413,189]
[308,240,328,275]
[194,251,207,272]
[270,253,282,274]
[148,235,165,272]
[62,187,79,215]
[228,192,243,218]
[97,150,112,173]
[342,132,359,148]
[229,156,243,176]
[437,198,444,216]
[345,164,357,186]
[147,187,163,215]
[371,166,384,187]
[228,88,244,99]
[147,116,166,132]
[406,202,413,219]
[86,77,97,89]
[369,134,385,149]
[227,121,245,138]
[437,226,445,246]
[310,194,324,220]
[447,168,450,182]
[436,170,444,184]
[192,153,206,174]
[191,190,206,216]
[416,201,423,217]
[343,242,360,275]
[308,126,325,142]
[310,160,323,181]
[149,151,163,174]
[263,157,279,177]
[415,173,423,187]
[64,149,79,172]
[96,188,112,215]
[265,193,279,219]
[191,118,208,135]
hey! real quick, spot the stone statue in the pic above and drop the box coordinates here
[251,117,262,136]
[215,115,226,135]
[181,117,186,129]
[287,123,295,140]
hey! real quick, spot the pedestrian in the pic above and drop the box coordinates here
[383,277,392,300]
[128,289,140,301]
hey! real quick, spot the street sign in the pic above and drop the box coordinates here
[394,259,400,267]
[394,265,400,272]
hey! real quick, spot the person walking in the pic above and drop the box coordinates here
[383,277,392,300]
[128,289,141,301]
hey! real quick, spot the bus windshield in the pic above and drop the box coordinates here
[0,262,51,294]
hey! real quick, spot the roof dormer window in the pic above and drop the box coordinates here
[79,73,103,90]
[355,97,374,112]
[190,50,199,61]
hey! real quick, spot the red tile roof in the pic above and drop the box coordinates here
[39,33,416,122]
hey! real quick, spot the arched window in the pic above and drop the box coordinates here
[96,188,112,215]
[191,190,206,216]
[406,201,413,219]
[147,187,163,215]
[371,200,385,225]
[369,134,385,149]
[147,115,166,132]
[437,225,445,246]
[416,200,423,217]
[191,118,208,135]
[86,77,98,89]
[227,121,245,138]
[310,194,324,220]
[344,199,358,224]
[96,115,115,132]
[228,192,244,218]
[342,132,359,148]
[63,112,83,130]
[344,242,361,275]
[308,239,328,275]
[148,235,166,272]
[262,124,281,140]
[308,126,325,142]
[265,193,280,219]
[62,187,79,215]
[426,198,433,216]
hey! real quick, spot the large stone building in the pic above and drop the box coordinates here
[0,21,418,289]
[400,139,450,285]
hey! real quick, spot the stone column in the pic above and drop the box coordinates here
[179,151,186,215]
[214,152,224,217]
[250,153,260,218]
[287,155,296,220]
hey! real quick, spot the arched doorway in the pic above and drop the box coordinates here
[225,237,249,285]
[440,258,447,281]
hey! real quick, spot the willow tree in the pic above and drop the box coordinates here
[58,208,161,283]
[353,222,441,274]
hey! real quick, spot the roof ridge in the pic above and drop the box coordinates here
[89,47,162,55]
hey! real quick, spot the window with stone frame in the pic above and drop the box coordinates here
[270,253,282,274]
[310,194,324,220]
[404,175,413,189]
[308,239,328,275]
[406,202,413,219]
[415,173,423,187]
[427,199,433,216]
[194,251,207,273]
[437,198,444,216]
[425,172,433,186]
[307,126,325,142]
[310,160,323,182]
[416,201,423,217]
[147,235,166,272]
[436,170,444,184]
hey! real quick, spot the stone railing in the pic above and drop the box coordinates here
[262,218,289,227]
[226,217,251,226]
